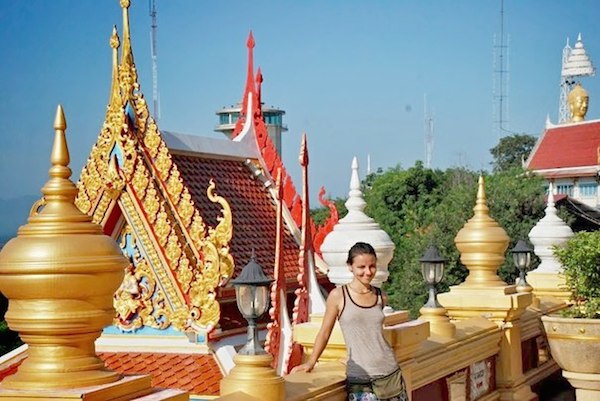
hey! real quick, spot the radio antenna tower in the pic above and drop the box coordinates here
[424,93,434,168]
[558,34,595,123]
[149,0,160,122]
[492,0,510,138]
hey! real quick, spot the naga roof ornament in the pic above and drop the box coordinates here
[230,32,338,253]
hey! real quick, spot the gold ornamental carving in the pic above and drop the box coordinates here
[0,106,127,389]
[113,224,171,331]
[74,0,236,334]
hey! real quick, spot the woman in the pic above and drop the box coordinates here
[291,242,408,401]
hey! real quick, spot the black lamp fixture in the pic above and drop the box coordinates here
[230,252,273,355]
[511,240,533,291]
[420,245,447,308]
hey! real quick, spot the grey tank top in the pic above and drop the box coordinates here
[338,285,399,380]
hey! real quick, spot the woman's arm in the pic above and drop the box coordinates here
[290,287,342,373]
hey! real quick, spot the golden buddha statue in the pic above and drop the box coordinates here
[568,83,589,122]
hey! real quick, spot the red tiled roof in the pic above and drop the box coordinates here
[98,352,222,396]
[0,353,221,396]
[527,121,600,170]
[171,154,300,283]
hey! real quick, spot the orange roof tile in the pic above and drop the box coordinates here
[172,154,300,283]
[98,352,222,396]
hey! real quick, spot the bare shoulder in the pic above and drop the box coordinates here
[327,286,343,303]
[379,287,389,305]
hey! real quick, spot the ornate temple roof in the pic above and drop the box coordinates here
[526,119,600,177]
[0,2,336,397]
[168,146,302,283]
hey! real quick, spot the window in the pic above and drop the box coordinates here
[556,184,574,197]
[579,183,597,197]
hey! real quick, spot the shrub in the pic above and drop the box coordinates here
[553,231,600,318]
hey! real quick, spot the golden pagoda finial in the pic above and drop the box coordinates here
[51,104,69,172]
[0,105,128,390]
[474,175,489,216]
[454,175,509,287]
[568,83,589,122]
[39,104,81,214]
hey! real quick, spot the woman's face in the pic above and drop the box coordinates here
[348,253,377,285]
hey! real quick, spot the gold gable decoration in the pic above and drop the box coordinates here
[76,0,234,333]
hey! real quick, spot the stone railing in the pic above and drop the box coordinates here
[213,295,567,401]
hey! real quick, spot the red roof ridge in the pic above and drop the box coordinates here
[229,33,338,254]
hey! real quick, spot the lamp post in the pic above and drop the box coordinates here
[230,255,273,355]
[420,245,446,308]
[511,240,533,293]
[221,255,285,400]
[418,245,455,337]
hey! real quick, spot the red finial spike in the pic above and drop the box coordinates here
[256,67,263,86]
[299,133,309,167]
[256,67,263,112]
[242,31,256,117]
[247,31,255,49]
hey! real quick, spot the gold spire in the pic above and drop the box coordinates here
[454,176,509,287]
[120,0,132,63]
[109,26,121,103]
[568,83,589,122]
[119,0,136,101]
[33,105,91,224]
[0,106,128,389]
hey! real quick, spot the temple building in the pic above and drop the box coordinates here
[0,2,336,399]
[0,3,594,401]
[525,82,600,229]
[526,35,599,220]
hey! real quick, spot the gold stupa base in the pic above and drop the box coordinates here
[1,357,121,391]
[0,375,187,401]
[527,271,571,302]
[419,306,456,338]
[220,354,285,401]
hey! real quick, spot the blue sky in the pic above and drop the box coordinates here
[1,1,599,204]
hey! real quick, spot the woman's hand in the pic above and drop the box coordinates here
[290,362,314,374]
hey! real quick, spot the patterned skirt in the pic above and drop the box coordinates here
[346,377,409,401]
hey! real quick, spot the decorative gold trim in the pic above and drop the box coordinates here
[75,1,236,334]
[546,333,600,341]
[119,192,185,330]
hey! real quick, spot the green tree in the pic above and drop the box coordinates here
[490,134,537,172]
[361,162,546,317]
[363,161,447,316]
[485,167,546,282]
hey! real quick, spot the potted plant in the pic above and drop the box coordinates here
[541,231,600,400]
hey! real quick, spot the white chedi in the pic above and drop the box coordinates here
[320,157,395,287]
[528,183,574,273]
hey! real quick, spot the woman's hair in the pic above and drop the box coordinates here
[346,242,377,264]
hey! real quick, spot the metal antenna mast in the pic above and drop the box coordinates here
[149,0,159,122]
[492,0,510,137]
[424,93,434,168]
